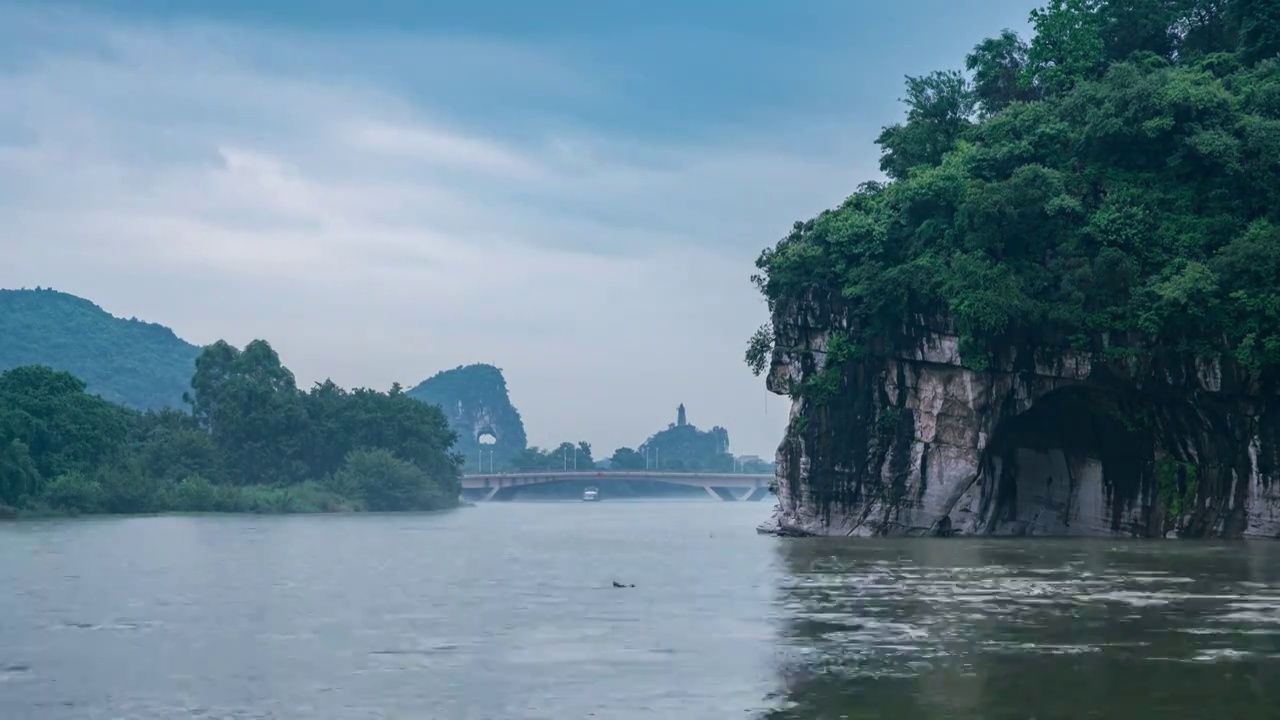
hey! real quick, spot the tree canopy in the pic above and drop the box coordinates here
[0,288,201,410]
[748,0,1280,380]
[508,441,596,471]
[602,405,743,472]
[0,340,462,516]
[634,421,733,472]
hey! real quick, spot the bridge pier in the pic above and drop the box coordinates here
[704,487,755,501]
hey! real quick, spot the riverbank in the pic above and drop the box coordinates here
[0,478,467,520]
[1,356,463,521]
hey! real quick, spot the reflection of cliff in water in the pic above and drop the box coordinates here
[759,539,1280,720]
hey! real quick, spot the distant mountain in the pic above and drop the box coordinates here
[0,288,201,411]
[406,363,528,466]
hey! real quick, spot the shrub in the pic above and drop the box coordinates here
[98,467,169,514]
[40,471,104,514]
[331,448,447,511]
[171,475,220,512]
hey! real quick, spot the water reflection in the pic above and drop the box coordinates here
[763,539,1280,720]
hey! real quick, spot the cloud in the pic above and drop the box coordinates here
[0,4,876,456]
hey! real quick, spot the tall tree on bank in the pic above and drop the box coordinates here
[186,340,308,486]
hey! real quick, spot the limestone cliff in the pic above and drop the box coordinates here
[406,364,528,467]
[757,292,1280,539]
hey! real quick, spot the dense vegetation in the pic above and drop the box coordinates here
[407,363,529,465]
[747,0,1280,382]
[507,441,596,471]
[0,288,201,410]
[0,340,461,516]
[607,406,739,472]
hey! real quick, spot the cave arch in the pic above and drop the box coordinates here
[973,386,1153,536]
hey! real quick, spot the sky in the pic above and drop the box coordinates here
[0,0,1039,458]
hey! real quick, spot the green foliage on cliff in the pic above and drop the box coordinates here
[749,0,1280,377]
[0,341,461,516]
[1155,456,1199,519]
[407,363,528,466]
[0,288,201,410]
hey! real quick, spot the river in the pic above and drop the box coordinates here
[3,500,1279,719]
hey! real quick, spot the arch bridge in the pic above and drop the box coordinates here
[460,471,774,502]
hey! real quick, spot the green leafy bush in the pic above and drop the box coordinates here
[40,471,104,514]
[330,448,447,512]
[170,475,221,513]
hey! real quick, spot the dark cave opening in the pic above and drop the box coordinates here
[980,386,1151,535]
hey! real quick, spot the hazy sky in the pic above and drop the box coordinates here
[0,0,1037,457]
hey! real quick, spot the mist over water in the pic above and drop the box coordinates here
[3,503,1279,719]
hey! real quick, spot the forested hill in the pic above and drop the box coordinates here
[748,0,1280,380]
[0,288,201,410]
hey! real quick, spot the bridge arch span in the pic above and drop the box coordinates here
[460,470,773,502]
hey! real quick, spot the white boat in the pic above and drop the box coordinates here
[582,487,599,501]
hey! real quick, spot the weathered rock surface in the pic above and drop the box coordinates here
[761,292,1280,539]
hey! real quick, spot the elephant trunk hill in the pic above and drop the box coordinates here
[749,0,1280,539]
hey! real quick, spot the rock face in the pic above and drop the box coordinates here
[760,292,1280,539]
[406,364,528,467]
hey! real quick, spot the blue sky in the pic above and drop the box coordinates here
[0,0,1038,456]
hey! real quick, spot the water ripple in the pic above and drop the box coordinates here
[773,543,1280,683]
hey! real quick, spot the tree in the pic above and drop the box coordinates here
[0,439,40,507]
[508,442,596,471]
[967,30,1038,116]
[609,447,646,470]
[577,441,595,468]
[1023,0,1108,94]
[187,340,308,486]
[1233,0,1280,63]
[131,408,224,483]
[0,366,132,481]
[1177,0,1235,58]
[877,70,976,179]
[330,448,447,512]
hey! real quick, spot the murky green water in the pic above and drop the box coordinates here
[3,502,1279,719]
[766,538,1280,719]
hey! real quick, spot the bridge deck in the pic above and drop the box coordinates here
[459,470,774,501]
[463,470,773,483]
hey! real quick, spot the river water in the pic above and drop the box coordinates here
[3,501,1280,719]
